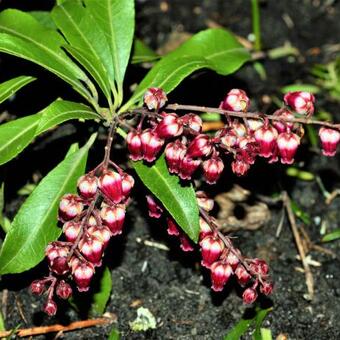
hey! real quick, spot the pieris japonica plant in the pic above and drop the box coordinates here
[0,0,339,318]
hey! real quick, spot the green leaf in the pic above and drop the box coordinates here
[84,0,135,90]
[322,229,340,243]
[0,113,43,166]
[133,155,199,242]
[224,316,253,340]
[36,99,100,135]
[0,183,11,233]
[90,266,112,316]
[122,28,250,111]
[132,39,159,64]
[29,11,57,30]
[290,200,311,225]
[280,84,320,94]
[0,134,96,274]
[0,100,99,166]
[0,9,92,101]
[0,76,36,104]
[0,310,5,331]
[51,2,114,101]
[224,307,272,340]
[108,328,120,340]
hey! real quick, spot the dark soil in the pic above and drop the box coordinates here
[1,0,340,339]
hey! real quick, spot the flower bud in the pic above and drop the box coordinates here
[231,120,247,137]
[79,235,104,266]
[254,125,278,158]
[100,205,126,236]
[144,87,167,110]
[246,119,264,132]
[178,156,201,180]
[98,170,123,204]
[155,113,183,139]
[220,89,250,112]
[186,134,212,158]
[199,217,212,240]
[59,194,83,221]
[242,287,258,304]
[210,261,233,292]
[235,265,251,286]
[231,158,250,176]
[200,235,224,268]
[87,226,112,249]
[56,280,73,299]
[146,195,163,218]
[165,140,186,174]
[63,221,81,243]
[127,131,143,161]
[277,131,300,164]
[179,234,194,252]
[167,217,180,236]
[30,280,45,295]
[44,299,57,316]
[249,258,269,276]
[72,261,95,292]
[319,127,340,157]
[121,173,134,199]
[284,91,315,116]
[196,191,214,212]
[141,129,164,162]
[260,281,274,296]
[226,249,241,270]
[77,174,98,199]
[272,108,295,133]
[50,256,70,276]
[182,113,202,133]
[202,157,224,184]
[45,243,69,262]
[219,129,238,148]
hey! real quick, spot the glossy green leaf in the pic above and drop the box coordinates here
[0,183,11,233]
[90,267,112,316]
[36,99,100,134]
[0,100,99,165]
[133,155,199,242]
[0,76,36,104]
[0,134,96,274]
[322,229,340,243]
[122,28,250,110]
[84,0,135,89]
[132,39,159,64]
[29,11,57,30]
[0,113,43,166]
[51,2,114,100]
[0,9,92,101]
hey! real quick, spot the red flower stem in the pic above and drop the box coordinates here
[126,105,340,130]
[198,207,249,271]
[103,118,118,171]
[67,192,100,261]
[166,104,340,130]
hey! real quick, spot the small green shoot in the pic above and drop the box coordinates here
[224,307,272,340]
[290,200,311,225]
[322,229,340,243]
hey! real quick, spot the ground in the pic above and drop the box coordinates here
[1,0,340,339]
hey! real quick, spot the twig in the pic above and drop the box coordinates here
[283,192,314,300]
[0,317,114,338]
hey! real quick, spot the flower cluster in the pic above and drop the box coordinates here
[31,166,134,315]
[146,191,273,303]
[127,88,340,181]
[31,86,340,316]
